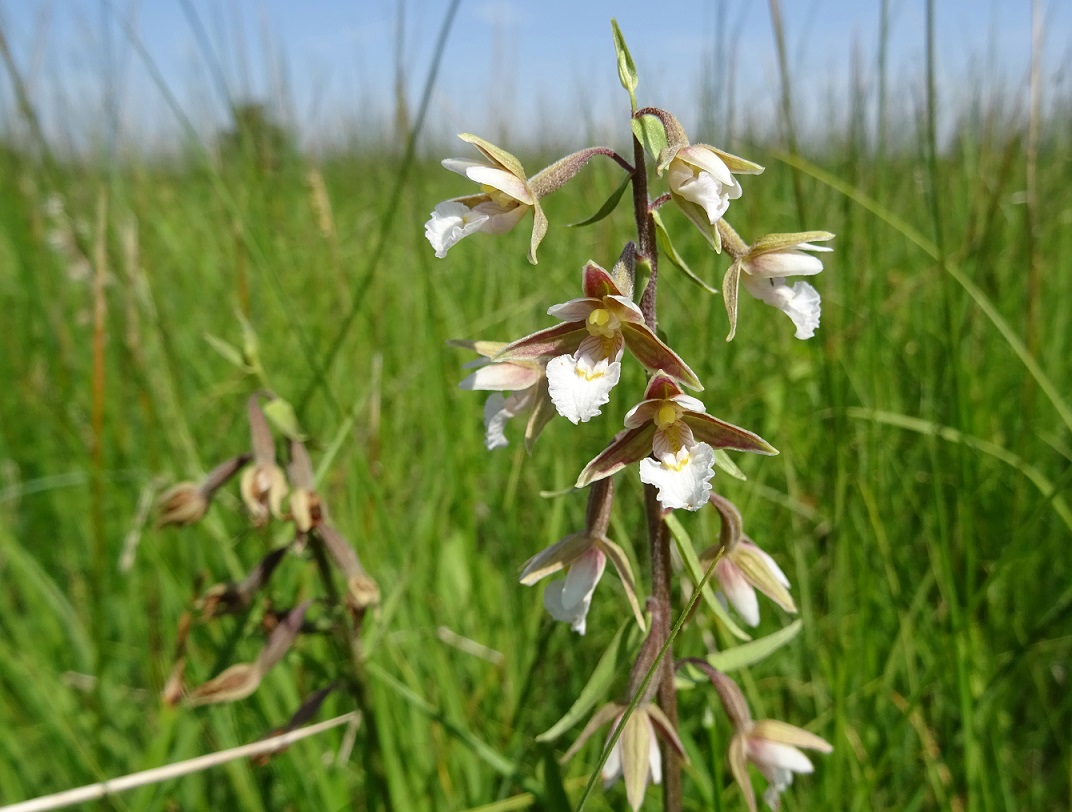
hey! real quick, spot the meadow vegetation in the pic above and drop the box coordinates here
[0,10,1070,811]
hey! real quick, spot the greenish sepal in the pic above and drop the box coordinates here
[749,230,835,255]
[457,132,526,179]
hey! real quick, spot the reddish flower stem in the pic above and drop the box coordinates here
[630,118,683,812]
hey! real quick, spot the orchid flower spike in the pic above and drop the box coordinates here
[723,231,835,341]
[425,133,548,264]
[494,260,701,425]
[576,373,776,511]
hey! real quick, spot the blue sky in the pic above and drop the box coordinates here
[0,1,1067,153]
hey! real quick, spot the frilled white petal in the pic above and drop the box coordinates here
[546,353,622,424]
[714,558,760,627]
[425,201,490,258]
[763,768,795,810]
[638,442,715,511]
[542,548,604,635]
[668,159,741,225]
[742,276,822,340]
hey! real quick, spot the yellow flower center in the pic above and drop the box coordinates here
[655,403,682,429]
[586,307,620,338]
[480,184,519,208]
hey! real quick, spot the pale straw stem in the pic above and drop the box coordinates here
[0,712,359,812]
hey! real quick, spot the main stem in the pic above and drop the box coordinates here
[630,128,683,812]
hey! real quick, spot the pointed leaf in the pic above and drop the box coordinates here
[664,513,750,641]
[537,622,636,742]
[263,397,306,442]
[651,209,718,293]
[567,172,632,228]
[203,332,249,370]
[709,620,803,673]
[676,621,804,690]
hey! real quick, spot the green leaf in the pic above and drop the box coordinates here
[630,114,668,162]
[651,209,718,293]
[610,19,638,109]
[664,513,751,641]
[262,397,306,442]
[712,448,748,480]
[676,620,804,689]
[536,620,637,742]
[567,172,632,228]
[203,332,248,370]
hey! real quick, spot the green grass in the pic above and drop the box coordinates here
[2,37,1072,812]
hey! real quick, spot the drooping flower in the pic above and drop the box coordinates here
[731,718,833,810]
[576,373,777,511]
[452,339,554,451]
[707,539,796,627]
[692,666,832,812]
[156,454,251,528]
[519,480,643,634]
[495,261,701,425]
[239,395,289,527]
[697,493,796,627]
[561,702,687,811]
[425,133,547,263]
[722,231,834,341]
